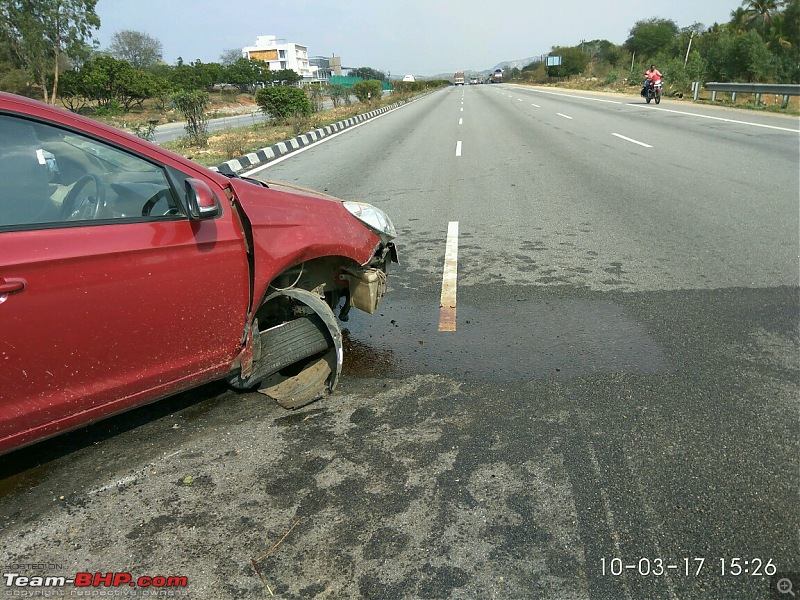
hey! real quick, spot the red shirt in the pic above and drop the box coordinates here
[646,68,662,82]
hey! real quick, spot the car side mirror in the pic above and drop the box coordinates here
[185,178,220,219]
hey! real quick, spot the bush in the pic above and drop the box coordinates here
[604,70,620,86]
[132,122,157,142]
[329,84,351,107]
[352,80,383,104]
[172,90,210,146]
[306,83,325,112]
[255,86,312,122]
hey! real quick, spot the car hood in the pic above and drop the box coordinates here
[226,176,381,265]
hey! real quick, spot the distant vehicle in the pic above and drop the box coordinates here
[402,74,415,82]
[490,69,503,84]
[454,71,465,86]
[469,78,478,85]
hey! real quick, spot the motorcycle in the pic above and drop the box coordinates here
[643,79,663,104]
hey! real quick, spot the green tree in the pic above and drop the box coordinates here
[350,66,386,81]
[741,0,784,32]
[729,7,751,32]
[0,0,100,104]
[583,39,625,67]
[264,69,301,86]
[219,48,242,67]
[255,86,311,121]
[772,0,799,81]
[167,58,223,91]
[0,33,31,95]
[548,46,590,77]
[107,29,162,69]
[697,28,777,82]
[60,54,166,111]
[352,79,383,103]
[730,27,777,80]
[624,18,680,62]
[225,57,266,92]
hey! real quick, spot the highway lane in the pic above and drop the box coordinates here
[244,86,799,599]
[1,86,797,599]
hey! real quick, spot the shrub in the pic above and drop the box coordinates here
[172,90,210,146]
[329,84,350,107]
[132,122,157,142]
[604,70,620,86]
[306,83,325,112]
[352,80,383,104]
[255,86,312,122]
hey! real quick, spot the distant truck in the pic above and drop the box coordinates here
[490,69,503,84]
[454,71,465,86]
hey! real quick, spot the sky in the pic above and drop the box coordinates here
[93,0,741,76]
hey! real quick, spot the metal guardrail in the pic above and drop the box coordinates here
[692,82,800,108]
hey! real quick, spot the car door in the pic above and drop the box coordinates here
[0,112,250,450]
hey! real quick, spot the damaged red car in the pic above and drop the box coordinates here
[0,92,397,455]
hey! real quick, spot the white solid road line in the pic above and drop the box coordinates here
[612,133,653,148]
[627,102,799,133]
[523,88,623,105]
[439,221,459,332]
[517,84,798,133]
[455,141,462,156]
[557,113,573,120]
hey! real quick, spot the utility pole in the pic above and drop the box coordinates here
[684,31,695,67]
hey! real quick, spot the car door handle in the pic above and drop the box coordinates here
[0,278,26,295]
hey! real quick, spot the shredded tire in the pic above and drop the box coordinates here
[229,314,330,390]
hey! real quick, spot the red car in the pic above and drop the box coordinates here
[0,92,397,455]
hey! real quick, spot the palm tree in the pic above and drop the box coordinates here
[740,0,784,32]
[729,7,751,32]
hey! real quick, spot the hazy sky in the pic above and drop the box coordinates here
[94,0,740,76]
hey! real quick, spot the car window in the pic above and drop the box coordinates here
[0,114,183,229]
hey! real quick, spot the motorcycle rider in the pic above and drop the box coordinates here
[642,64,663,97]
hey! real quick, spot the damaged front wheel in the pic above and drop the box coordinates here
[227,288,343,409]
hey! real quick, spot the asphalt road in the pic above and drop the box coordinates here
[1,86,798,600]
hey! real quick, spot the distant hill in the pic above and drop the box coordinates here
[491,57,540,71]
[424,57,542,80]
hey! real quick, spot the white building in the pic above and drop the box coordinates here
[242,36,314,81]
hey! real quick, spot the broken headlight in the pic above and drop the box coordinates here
[343,201,396,243]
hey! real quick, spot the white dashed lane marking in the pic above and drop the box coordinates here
[438,221,459,332]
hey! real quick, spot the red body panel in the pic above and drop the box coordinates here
[0,92,383,455]
[228,178,381,305]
